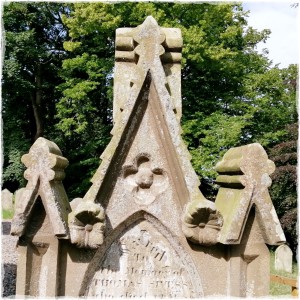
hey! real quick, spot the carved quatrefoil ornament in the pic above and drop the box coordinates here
[122,154,168,205]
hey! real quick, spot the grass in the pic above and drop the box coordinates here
[2,209,14,220]
[270,250,298,296]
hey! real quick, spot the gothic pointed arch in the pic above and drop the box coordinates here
[79,211,204,298]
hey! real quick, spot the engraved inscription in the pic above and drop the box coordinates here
[86,221,196,298]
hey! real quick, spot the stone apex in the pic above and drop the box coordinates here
[115,16,183,62]
[10,137,71,239]
[133,16,165,44]
[22,137,69,182]
[114,16,183,123]
[215,143,285,245]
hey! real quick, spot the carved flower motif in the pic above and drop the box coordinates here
[122,154,168,205]
[182,199,223,246]
[68,198,105,249]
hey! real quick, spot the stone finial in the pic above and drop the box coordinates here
[214,143,285,245]
[114,16,183,123]
[10,137,71,238]
[115,16,183,64]
[133,16,166,68]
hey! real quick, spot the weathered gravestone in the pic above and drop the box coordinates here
[275,244,293,273]
[11,16,285,298]
[2,189,13,211]
[14,188,26,212]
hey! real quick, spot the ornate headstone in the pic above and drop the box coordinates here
[11,16,285,298]
[275,244,293,273]
[1,189,13,211]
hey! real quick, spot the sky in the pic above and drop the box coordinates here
[242,1,299,68]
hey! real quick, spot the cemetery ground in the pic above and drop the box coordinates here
[1,209,298,297]
[270,251,298,296]
[2,209,14,220]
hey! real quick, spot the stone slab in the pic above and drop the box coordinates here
[2,189,13,211]
[14,188,26,212]
[275,244,293,273]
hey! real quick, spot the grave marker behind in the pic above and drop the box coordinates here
[2,189,13,211]
[275,244,293,273]
[14,188,26,212]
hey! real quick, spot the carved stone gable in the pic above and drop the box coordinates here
[11,16,286,298]
[81,16,212,235]
[11,137,71,239]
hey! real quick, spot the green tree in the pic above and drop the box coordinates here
[268,123,298,256]
[2,2,70,191]
[242,64,298,146]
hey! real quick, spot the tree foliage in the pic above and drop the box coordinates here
[2,2,70,191]
[243,64,298,146]
[268,123,298,255]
